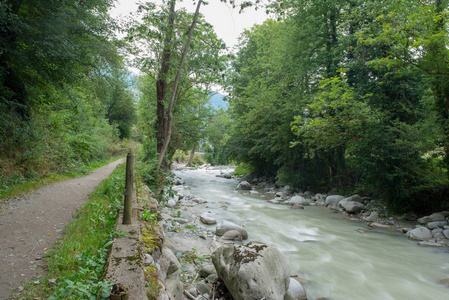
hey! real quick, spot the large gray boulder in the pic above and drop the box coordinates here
[237,181,252,190]
[325,195,345,207]
[406,227,433,241]
[212,242,290,300]
[340,201,365,214]
[216,220,248,240]
[285,278,307,300]
[289,196,310,206]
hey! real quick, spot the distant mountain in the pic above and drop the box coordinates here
[208,93,228,110]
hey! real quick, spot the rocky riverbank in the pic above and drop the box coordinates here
[230,171,449,249]
[141,165,449,299]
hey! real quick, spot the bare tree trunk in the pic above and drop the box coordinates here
[156,0,176,160]
[187,144,196,167]
[157,0,203,170]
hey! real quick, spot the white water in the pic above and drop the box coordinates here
[174,168,449,300]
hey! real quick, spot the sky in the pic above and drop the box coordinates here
[109,0,270,49]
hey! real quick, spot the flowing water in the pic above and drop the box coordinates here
[174,168,449,300]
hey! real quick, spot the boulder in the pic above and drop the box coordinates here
[365,212,379,222]
[237,181,252,190]
[199,265,217,278]
[285,278,307,300]
[340,201,364,214]
[429,213,446,222]
[221,230,243,241]
[250,190,260,195]
[216,220,248,240]
[159,247,182,282]
[289,196,309,206]
[443,230,449,239]
[325,195,345,207]
[200,212,217,225]
[349,194,363,203]
[212,242,290,300]
[165,279,184,299]
[406,227,433,241]
[427,221,447,230]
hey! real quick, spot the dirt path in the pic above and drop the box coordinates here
[0,159,125,299]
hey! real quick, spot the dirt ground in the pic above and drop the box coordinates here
[0,159,125,299]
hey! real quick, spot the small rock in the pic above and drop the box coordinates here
[173,217,188,224]
[289,196,309,206]
[365,212,379,222]
[291,204,305,209]
[438,278,449,287]
[196,282,211,295]
[48,279,57,287]
[166,199,177,207]
[285,278,307,300]
[249,190,259,195]
[200,212,217,225]
[237,181,252,190]
[369,222,391,229]
[325,195,345,207]
[221,230,243,241]
[443,230,449,239]
[427,221,447,230]
[199,265,217,278]
[17,286,24,292]
[216,220,248,239]
[418,241,445,247]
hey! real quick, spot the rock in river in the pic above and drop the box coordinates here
[237,181,252,190]
[212,242,290,300]
[216,220,248,240]
[289,195,309,206]
[200,212,217,225]
[406,227,433,241]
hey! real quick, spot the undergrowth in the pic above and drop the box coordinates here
[11,163,126,299]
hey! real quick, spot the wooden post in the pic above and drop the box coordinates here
[123,151,135,225]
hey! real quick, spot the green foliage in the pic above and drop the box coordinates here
[0,0,135,187]
[226,0,449,214]
[233,162,255,177]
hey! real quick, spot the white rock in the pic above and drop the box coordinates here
[211,243,290,300]
[166,199,177,207]
[325,195,345,207]
[237,181,252,190]
[216,220,248,239]
[406,227,433,241]
[285,278,307,300]
[221,230,243,241]
[200,212,217,225]
[340,201,364,214]
[365,212,379,222]
[289,195,309,206]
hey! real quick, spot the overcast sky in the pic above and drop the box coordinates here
[109,0,269,49]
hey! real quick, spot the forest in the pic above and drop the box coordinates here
[1,0,449,215]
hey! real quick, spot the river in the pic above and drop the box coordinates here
[174,168,449,300]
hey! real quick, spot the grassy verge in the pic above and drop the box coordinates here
[12,163,126,300]
[0,155,124,202]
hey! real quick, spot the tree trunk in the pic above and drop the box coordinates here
[157,0,203,170]
[187,144,196,167]
[156,0,176,159]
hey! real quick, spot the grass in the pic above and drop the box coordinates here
[233,162,255,177]
[11,163,126,300]
[0,155,124,203]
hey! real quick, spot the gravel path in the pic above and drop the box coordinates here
[0,159,125,299]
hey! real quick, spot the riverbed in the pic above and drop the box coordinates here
[174,168,449,300]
